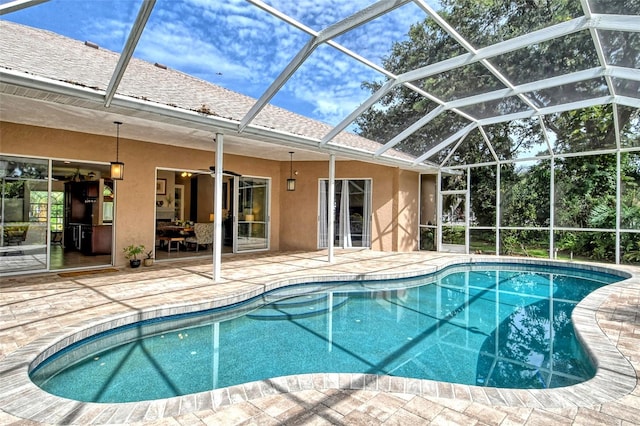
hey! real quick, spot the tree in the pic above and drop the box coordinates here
[355,0,640,262]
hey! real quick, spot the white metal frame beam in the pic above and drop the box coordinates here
[616,96,640,108]
[0,0,47,15]
[398,17,590,85]
[374,105,445,156]
[394,14,639,87]
[408,93,629,166]
[104,0,156,108]
[322,12,639,160]
[412,123,477,164]
[478,126,500,163]
[413,0,541,122]
[446,67,611,111]
[339,13,639,127]
[239,0,412,132]
[249,0,430,130]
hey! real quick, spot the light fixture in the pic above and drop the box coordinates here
[181,171,193,177]
[110,121,124,180]
[287,151,296,191]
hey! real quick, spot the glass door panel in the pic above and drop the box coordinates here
[1,156,49,274]
[53,161,113,270]
[234,177,269,252]
[318,179,371,249]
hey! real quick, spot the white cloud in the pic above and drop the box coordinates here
[21,0,430,125]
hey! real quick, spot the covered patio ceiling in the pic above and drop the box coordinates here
[0,0,638,168]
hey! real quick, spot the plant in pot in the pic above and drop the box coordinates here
[143,250,154,267]
[123,244,145,268]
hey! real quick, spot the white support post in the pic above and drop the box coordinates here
[465,167,470,254]
[213,133,223,281]
[495,164,500,256]
[550,157,555,259]
[47,158,52,271]
[616,150,621,264]
[436,171,442,252]
[328,154,336,263]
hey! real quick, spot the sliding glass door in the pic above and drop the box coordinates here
[1,156,115,275]
[0,156,49,274]
[318,179,371,248]
[234,176,270,252]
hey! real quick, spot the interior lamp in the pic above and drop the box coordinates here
[110,121,124,180]
[286,151,296,191]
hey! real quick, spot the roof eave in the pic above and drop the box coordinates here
[0,68,438,173]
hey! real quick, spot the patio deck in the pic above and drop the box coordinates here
[1,250,638,425]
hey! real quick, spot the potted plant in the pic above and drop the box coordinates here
[123,244,145,268]
[143,250,154,267]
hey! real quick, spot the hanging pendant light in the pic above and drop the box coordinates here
[110,121,124,180]
[286,151,296,191]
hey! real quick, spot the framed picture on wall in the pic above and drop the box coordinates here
[156,179,166,195]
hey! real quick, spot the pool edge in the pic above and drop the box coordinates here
[0,255,637,424]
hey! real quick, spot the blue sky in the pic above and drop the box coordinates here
[2,0,438,126]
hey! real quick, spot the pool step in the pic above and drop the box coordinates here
[248,294,349,320]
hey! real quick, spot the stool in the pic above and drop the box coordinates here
[158,236,185,253]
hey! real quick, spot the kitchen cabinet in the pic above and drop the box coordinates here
[64,180,112,254]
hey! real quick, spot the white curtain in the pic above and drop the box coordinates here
[319,179,372,249]
[339,180,352,247]
[318,180,328,248]
[362,180,371,247]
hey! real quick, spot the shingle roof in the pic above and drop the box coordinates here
[0,21,416,162]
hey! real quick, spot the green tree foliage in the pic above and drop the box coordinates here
[501,161,550,227]
[356,0,640,262]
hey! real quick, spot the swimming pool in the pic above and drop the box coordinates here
[30,262,623,403]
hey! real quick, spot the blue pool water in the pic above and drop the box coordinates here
[30,263,623,403]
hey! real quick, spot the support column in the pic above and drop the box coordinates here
[436,171,442,252]
[465,166,470,255]
[496,164,500,256]
[328,154,335,263]
[550,157,555,259]
[213,133,223,281]
[616,150,621,264]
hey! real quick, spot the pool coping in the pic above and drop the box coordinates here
[0,256,637,424]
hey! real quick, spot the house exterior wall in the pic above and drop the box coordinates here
[1,122,421,267]
[277,161,420,252]
[398,168,420,251]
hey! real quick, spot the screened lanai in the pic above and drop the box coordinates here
[1,0,638,266]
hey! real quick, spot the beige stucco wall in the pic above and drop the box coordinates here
[2,122,424,267]
[420,174,437,226]
[277,160,420,252]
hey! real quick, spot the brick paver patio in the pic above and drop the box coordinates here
[1,251,638,425]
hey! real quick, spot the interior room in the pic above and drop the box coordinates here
[154,169,235,260]
[0,158,113,274]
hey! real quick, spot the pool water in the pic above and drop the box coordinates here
[30,263,622,403]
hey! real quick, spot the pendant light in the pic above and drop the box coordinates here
[286,151,296,191]
[110,121,124,180]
